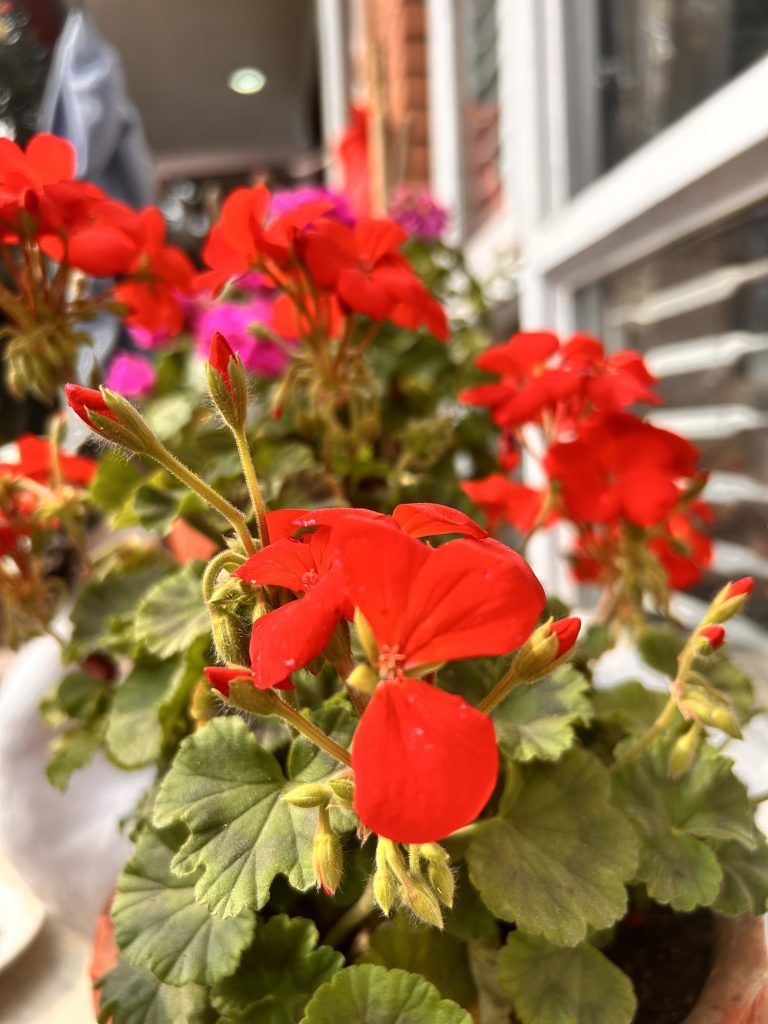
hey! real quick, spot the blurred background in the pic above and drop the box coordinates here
[2,0,767,631]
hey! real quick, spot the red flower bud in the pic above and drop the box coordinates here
[697,624,725,649]
[64,384,118,431]
[725,577,753,600]
[208,331,236,389]
[552,616,581,657]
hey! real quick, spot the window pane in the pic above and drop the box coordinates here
[577,201,768,630]
[458,0,502,234]
[566,0,768,194]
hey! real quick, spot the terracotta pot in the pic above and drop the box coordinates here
[684,915,768,1023]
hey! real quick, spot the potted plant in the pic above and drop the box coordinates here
[1,134,767,1024]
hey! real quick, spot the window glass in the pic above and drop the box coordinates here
[458,0,502,234]
[565,0,768,194]
[577,202,768,628]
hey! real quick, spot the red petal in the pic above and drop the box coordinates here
[26,133,76,182]
[247,572,347,688]
[392,502,488,539]
[235,537,316,591]
[352,677,498,842]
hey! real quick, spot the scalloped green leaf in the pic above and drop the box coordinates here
[612,739,756,911]
[152,714,353,917]
[493,666,592,762]
[106,644,206,769]
[211,914,343,1023]
[96,958,208,1024]
[713,834,768,915]
[300,965,471,1024]
[592,681,668,735]
[359,920,476,1008]
[112,825,255,986]
[45,720,103,791]
[67,547,173,659]
[498,933,636,1024]
[467,749,637,946]
[89,450,143,518]
[134,563,210,659]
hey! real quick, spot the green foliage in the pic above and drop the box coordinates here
[300,965,472,1024]
[359,919,476,1008]
[493,665,593,762]
[613,738,758,910]
[713,832,768,915]
[211,914,343,1023]
[636,623,685,677]
[152,713,354,917]
[112,824,256,986]
[498,933,636,1024]
[96,958,209,1024]
[45,720,104,790]
[66,545,173,659]
[134,562,211,660]
[105,644,205,769]
[468,749,638,945]
[442,864,497,943]
[89,451,143,517]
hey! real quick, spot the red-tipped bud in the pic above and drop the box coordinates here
[709,576,754,623]
[208,331,236,388]
[697,624,725,650]
[725,577,753,600]
[203,664,294,697]
[552,617,581,657]
[205,332,248,429]
[64,383,118,431]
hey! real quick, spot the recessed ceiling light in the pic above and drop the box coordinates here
[228,67,267,95]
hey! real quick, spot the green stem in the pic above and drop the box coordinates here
[201,550,245,602]
[322,885,375,948]
[150,444,256,555]
[611,697,678,770]
[478,663,523,713]
[271,695,352,767]
[233,428,270,547]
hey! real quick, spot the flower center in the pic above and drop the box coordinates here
[301,568,319,590]
[377,643,406,681]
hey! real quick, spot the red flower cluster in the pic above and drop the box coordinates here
[199,182,448,343]
[460,331,715,596]
[0,133,194,336]
[205,503,547,843]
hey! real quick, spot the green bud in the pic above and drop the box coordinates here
[347,664,379,694]
[512,618,560,682]
[210,606,250,666]
[667,725,701,779]
[312,809,344,895]
[354,608,379,665]
[328,776,354,804]
[708,706,742,739]
[227,680,276,715]
[427,861,455,909]
[373,864,396,916]
[101,389,163,455]
[283,783,332,808]
[405,882,444,929]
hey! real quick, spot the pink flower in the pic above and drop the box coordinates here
[105,353,156,397]
[388,185,448,241]
[196,299,289,377]
[270,186,355,226]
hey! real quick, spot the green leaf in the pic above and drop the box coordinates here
[498,933,636,1024]
[96,958,208,1024]
[144,393,196,440]
[613,739,756,910]
[713,834,768,915]
[106,645,205,769]
[592,681,668,735]
[45,721,103,790]
[576,622,614,662]
[493,666,592,762]
[359,920,476,1008]
[129,482,182,535]
[636,623,685,677]
[47,669,107,721]
[211,914,343,1023]
[89,451,143,517]
[300,965,472,1024]
[442,864,497,943]
[67,547,173,659]
[112,825,255,986]
[152,714,353,917]
[704,654,756,722]
[467,749,637,946]
[134,563,210,659]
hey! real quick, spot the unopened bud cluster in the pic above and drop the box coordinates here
[372,838,454,928]
[282,773,354,896]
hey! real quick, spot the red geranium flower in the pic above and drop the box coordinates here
[0,434,96,487]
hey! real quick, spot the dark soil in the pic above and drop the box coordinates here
[607,907,714,1024]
